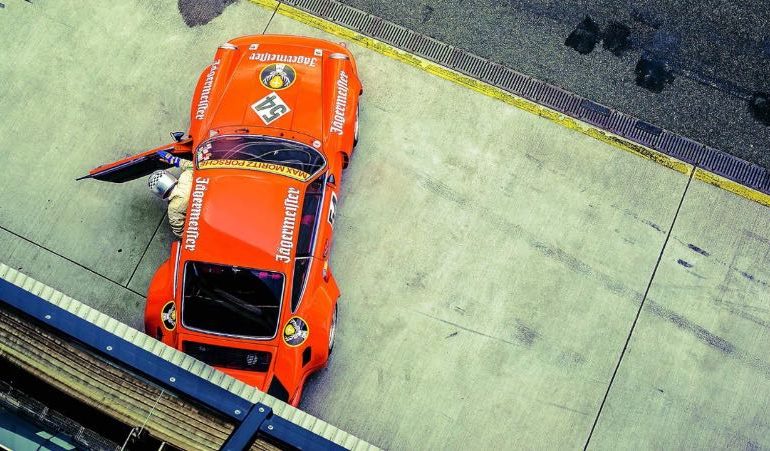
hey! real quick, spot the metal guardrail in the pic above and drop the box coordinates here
[280,0,770,194]
[0,264,375,451]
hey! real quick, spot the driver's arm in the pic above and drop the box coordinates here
[158,150,193,170]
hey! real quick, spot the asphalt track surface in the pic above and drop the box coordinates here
[338,0,770,170]
[180,1,770,167]
[1,1,770,449]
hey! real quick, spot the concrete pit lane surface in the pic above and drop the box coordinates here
[0,1,769,449]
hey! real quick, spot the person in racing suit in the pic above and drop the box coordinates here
[148,151,193,237]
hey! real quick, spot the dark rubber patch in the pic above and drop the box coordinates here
[602,22,631,56]
[749,92,770,126]
[635,58,675,93]
[565,16,602,55]
[178,0,236,27]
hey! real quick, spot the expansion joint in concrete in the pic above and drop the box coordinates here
[583,167,696,449]
[0,224,144,298]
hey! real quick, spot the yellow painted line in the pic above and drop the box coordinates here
[694,168,770,208]
[250,0,770,207]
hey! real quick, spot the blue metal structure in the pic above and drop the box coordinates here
[0,276,346,451]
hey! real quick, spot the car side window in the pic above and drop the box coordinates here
[291,174,326,311]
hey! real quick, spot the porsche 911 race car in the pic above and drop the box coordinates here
[81,35,362,406]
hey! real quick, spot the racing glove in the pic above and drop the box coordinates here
[157,150,182,167]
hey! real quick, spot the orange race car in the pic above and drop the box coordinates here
[80,35,362,406]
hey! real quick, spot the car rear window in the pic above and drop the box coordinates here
[182,261,284,338]
[195,135,325,181]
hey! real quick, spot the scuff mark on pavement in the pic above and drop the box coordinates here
[420,5,434,24]
[540,400,591,416]
[411,309,519,347]
[713,298,770,331]
[610,204,666,234]
[687,243,710,257]
[178,0,236,27]
[532,241,592,275]
[405,271,427,289]
[645,300,735,354]
[645,221,664,233]
[557,350,585,368]
[417,173,468,207]
[410,166,769,375]
[514,320,540,347]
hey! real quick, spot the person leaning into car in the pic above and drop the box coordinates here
[148,151,193,237]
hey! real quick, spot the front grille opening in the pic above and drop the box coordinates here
[183,341,272,372]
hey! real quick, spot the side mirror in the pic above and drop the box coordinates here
[326,173,336,186]
[170,131,185,142]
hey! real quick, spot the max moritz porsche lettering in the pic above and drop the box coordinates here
[198,159,310,181]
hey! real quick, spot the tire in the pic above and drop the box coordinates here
[328,302,338,355]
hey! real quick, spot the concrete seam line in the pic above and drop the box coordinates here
[583,168,695,449]
[247,0,770,208]
[126,213,167,289]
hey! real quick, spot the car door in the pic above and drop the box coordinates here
[78,139,193,183]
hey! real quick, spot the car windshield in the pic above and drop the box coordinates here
[196,135,325,181]
[182,261,284,339]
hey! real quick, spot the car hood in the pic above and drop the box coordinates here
[206,42,324,139]
[180,169,305,272]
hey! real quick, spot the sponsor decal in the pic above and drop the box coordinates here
[161,301,177,330]
[275,187,300,263]
[260,63,297,90]
[249,52,318,67]
[195,60,220,120]
[198,159,310,181]
[330,70,349,136]
[283,316,309,347]
[328,191,337,227]
[184,177,210,251]
[196,142,212,162]
[251,92,291,125]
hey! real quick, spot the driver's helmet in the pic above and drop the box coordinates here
[148,170,178,199]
